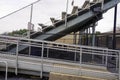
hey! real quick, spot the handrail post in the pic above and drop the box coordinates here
[119,51,120,80]
[79,47,82,75]
[65,0,69,28]
[102,50,105,64]
[105,50,108,67]
[116,54,118,71]
[40,42,44,78]
[74,48,77,61]
[0,61,8,80]
[15,41,19,75]
[47,47,49,58]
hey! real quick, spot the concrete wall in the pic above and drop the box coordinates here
[49,72,105,80]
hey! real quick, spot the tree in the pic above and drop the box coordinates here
[4,29,28,37]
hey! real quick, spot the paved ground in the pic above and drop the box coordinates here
[0,72,48,80]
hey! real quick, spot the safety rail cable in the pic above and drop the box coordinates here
[0,0,41,20]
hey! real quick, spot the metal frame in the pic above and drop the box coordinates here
[0,61,8,80]
[0,35,119,79]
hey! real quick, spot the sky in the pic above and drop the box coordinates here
[0,0,120,34]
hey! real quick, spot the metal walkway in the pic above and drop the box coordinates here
[0,35,120,80]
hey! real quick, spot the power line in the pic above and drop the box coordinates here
[0,0,41,20]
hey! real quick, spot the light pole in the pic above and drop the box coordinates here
[28,4,33,56]
[113,4,117,49]
[65,0,69,27]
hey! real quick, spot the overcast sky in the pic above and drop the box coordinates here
[0,0,120,34]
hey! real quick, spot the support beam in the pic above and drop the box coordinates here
[15,41,19,75]
[28,4,33,56]
[112,5,117,49]
[78,31,82,45]
[92,24,96,61]
[92,25,96,46]
[73,32,77,44]
[40,43,44,78]
[86,29,89,45]
[65,0,69,27]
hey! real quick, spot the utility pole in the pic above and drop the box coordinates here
[113,4,117,49]
[65,0,69,27]
[28,4,33,56]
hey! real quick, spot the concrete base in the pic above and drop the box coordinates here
[49,72,106,80]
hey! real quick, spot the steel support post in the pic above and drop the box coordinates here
[74,49,77,61]
[105,50,108,67]
[102,50,105,64]
[47,48,49,58]
[78,31,83,45]
[116,55,118,71]
[28,4,33,56]
[15,41,19,75]
[40,42,44,78]
[118,52,120,80]
[73,32,77,44]
[88,27,91,46]
[92,26,96,46]
[112,4,117,49]
[86,29,88,45]
[79,48,82,75]
[92,25,96,61]
[65,0,69,27]
[0,61,8,80]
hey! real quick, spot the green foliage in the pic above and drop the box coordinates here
[95,31,101,35]
[7,29,28,36]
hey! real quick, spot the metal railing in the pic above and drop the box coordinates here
[0,35,119,79]
[0,61,8,80]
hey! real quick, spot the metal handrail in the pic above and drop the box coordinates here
[0,35,119,78]
[0,35,119,54]
[0,61,8,80]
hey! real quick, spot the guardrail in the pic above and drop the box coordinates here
[0,35,119,79]
[0,61,8,80]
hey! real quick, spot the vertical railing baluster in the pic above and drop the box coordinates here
[116,54,118,71]
[0,61,8,80]
[74,48,77,61]
[119,51,120,80]
[47,47,49,58]
[79,47,82,75]
[105,50,108,67]
[40,42,44,78]
[102,50,105,64]
[15,41,19,75]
